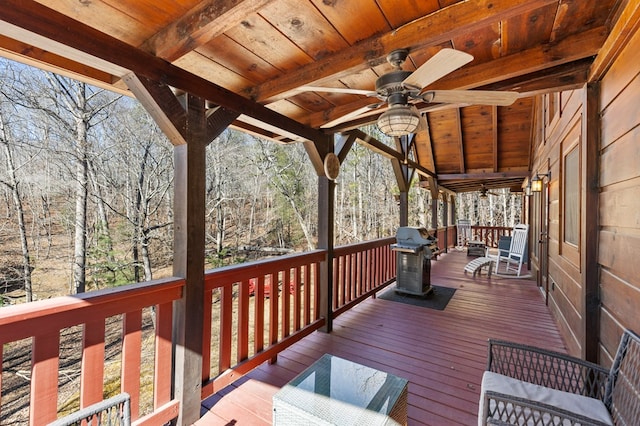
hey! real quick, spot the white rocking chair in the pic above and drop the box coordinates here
[495,224,529,276]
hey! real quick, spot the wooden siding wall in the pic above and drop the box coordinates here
[598,25,640,365]
[531,87,585,357]
[530,25,640,362]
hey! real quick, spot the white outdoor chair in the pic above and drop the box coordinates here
[495,224,528,276]
[47,393,130,426]
[457,219,472,248]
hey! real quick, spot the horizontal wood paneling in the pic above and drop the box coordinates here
[596,16,640,364]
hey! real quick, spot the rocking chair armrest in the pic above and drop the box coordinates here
[481,390,612,426]
[487,339,609,398]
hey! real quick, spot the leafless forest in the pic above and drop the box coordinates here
[0,59,521,304]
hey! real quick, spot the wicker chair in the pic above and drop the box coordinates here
[478,329,640,425]
[47,393,131,426]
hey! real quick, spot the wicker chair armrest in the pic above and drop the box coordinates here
[47,393,131,426]
[487,339,609,398]
[481,390,611,426]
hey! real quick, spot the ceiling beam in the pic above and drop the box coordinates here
[434,26,607,91]
[348,129,435,178]
[438,171,529,180]
[140,0,276,62]
[589,0,640,81]
[0,0,325,143]
[247,0,559,103]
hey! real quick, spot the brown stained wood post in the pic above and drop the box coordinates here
[315,136,336,333]
[583,83,600,363]
[442,193,448,253]
[125,74,238,424]
[172,115,207,424]
[318,176,335,333]
[399,192,409,227]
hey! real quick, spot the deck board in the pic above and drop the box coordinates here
[196,250,566,425]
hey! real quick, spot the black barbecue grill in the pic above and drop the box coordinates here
[391,227,438,296]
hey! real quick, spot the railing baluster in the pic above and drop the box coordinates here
[202,288,213,383]
[282,270,291,339]
[237,280,249,363]
[81,319,106,408]
[122,310,142,420]
[31,333,60,425]
[254,276,265,354]
[154,302,173,409]
[219,284,233,372]
[304,264,311,325]
[293,267,301,331]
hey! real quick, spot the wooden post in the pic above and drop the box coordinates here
[170,94,209,425]
[583,83,600,363]
[124,74,238,425]
[442,193,448,252]
[306,136,336,333]
[318,175,335,333]
[398,192,409,227]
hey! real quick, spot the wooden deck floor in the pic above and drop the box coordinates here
[196,250,566,425]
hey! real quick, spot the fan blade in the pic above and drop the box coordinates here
[426,90,519,106]
[295,85,377,96]
[402,48,473,89]
[320,102,383,128]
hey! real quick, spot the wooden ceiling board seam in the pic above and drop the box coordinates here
[225,13,314,74]
[257,0,350,61]
[197,34,281,85]
[309,0,391,45]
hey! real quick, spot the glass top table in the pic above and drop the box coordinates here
[273,353,408,425]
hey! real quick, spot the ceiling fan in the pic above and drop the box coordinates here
[296,48,519,136]
[479,185,500,198]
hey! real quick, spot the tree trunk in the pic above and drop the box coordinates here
[73,117,89,294]
[0,121,33,302]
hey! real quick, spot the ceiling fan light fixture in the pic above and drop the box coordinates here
[377,105,420,136]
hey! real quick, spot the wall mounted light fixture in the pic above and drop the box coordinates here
[531,171,551,193]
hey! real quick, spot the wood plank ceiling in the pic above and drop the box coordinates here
[0,0,623,193]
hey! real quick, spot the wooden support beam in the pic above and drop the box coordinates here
[437,171,529,180]
[589,0,640,81]
[140,0,276,62]
[0,0,324,143]
[124,75,238,423]
[248,0,558,102]
[171,94,210,425]
[349,129,436,178]
[427,177,439,231]
[435,26,607,91]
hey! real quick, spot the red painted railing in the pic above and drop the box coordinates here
[0,278,184,426]
[470,226,513,247]
[332,237,396,316]
[0,237,409,424]
[201,250,326,398]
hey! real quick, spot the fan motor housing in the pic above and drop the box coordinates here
[375,70,412,96]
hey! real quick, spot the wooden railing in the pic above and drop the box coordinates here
[470,226,513,248]
[332,237,396,316]
[201,250,327,398]
[0,237,402,424]
[0,278,184,426]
